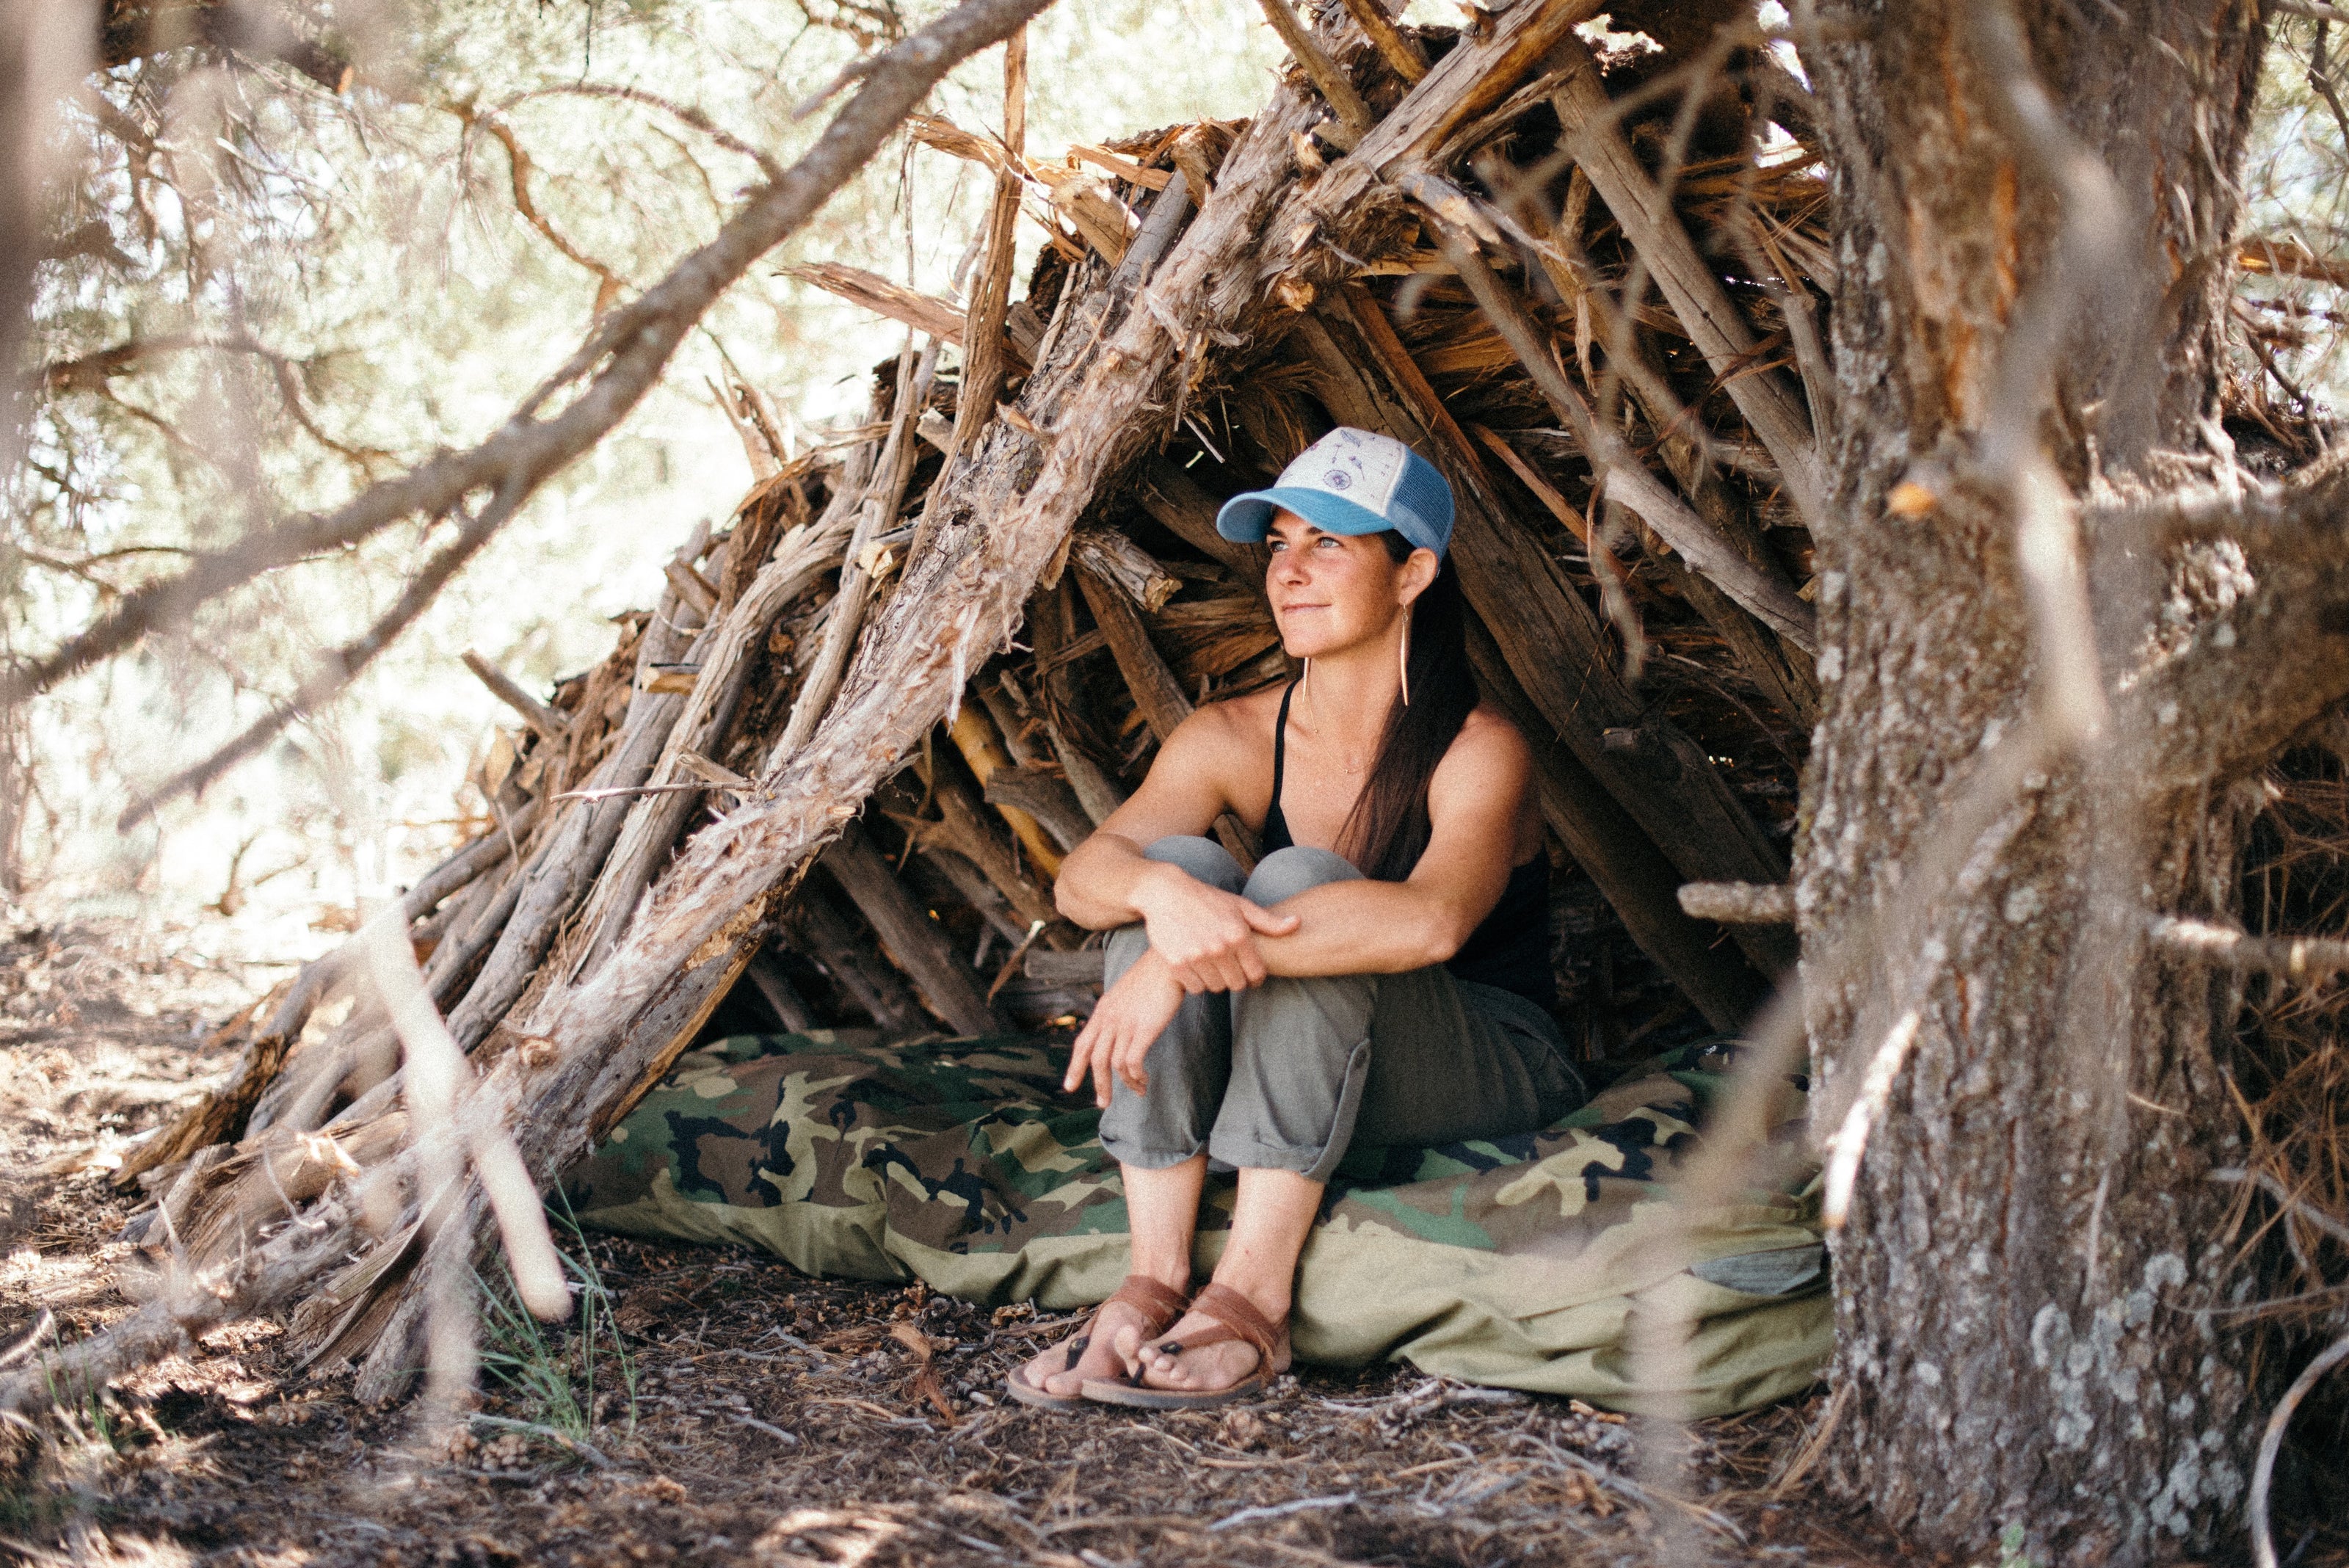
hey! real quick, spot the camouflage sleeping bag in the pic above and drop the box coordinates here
[563,1031,1831,1417]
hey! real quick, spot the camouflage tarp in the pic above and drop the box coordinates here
[564,1032,1830,1416]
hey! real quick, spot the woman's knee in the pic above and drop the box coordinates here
[1144,835,1245,893]
[1244,844,1361,906]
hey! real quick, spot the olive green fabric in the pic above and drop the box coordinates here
[563,1031,1830,1417]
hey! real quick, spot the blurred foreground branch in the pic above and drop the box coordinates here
[1,0,1062,716]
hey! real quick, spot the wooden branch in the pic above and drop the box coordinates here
[2117,553,2349,795]
[1254,0,1376,148]
[117,489,520,829]
[951,27,1029,460]
[1337,0,1427,83]
[1071,529,1180,613]
[1547,37,1826,525]
[820,824,1006,1036]
[797,893,923,1036]
[1428,228,1818,650]
[919,765,1062,932]
[920,846,1031,945]
[948,703,1064,875]
[575,512,854,974]
[1136,460,1260,575]
[1288,0,1606,241]
[1679,881,1797,925]
[2146,915,2349,982]
[742,947,816,1032]
[982,767,1093,854]
[663,558,719,618]
[4,0,1060,708]
[769,348,932,769]
[441,598,714,1051]
[1076,562,1194,742]
[790,261,1034,372]
[462,650,569,744]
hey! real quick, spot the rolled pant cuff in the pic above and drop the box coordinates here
[1098,1136,1207,1171]
[1206,1133,1344,1183]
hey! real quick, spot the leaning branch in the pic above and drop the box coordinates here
[2146,914,2349,983]
[2,0,1062,711]
[1430,225,1818,650]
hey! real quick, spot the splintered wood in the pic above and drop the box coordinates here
[106,0,1835,1409]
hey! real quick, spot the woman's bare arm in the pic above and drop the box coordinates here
[1246,709,1532,977]
[1053,703,1299,993]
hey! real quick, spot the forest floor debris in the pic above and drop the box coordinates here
[5,921,2346,1568]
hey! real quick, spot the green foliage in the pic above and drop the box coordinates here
[471,1198,636,1462]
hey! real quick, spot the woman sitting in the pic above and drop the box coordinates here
[1007,427,1583,1412]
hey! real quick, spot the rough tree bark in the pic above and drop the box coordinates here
[1798,4,2295,1560]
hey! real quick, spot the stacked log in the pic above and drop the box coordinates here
[93,0,1839,1409]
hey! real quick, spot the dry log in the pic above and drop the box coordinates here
[1076,562,1196,741]
[1072,529,1180,613]
[1029,581,1130,825]
[120,802,540,1186]
[919,845,1031,946]
[742,946,816,1032]
[350,922,768,1401]
[917,762,1063,933]
[1138,459,1260,576]
[1337,0,1426,83]
[769,347,930,769]
[819,823,1006,1036]
[1428,228,1816,650]
[440,599,714,1050]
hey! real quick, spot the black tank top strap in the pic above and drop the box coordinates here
[1260,678,1300,854]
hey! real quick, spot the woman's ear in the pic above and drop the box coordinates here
[1395,546,1441,606]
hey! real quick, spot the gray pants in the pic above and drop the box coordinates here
[1097,836,1583,1183]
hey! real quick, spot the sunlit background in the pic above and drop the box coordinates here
[6,1,2342,979]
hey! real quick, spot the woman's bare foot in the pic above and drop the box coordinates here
[1133,1290,1292,1394]
[1017,1298,1162,1399]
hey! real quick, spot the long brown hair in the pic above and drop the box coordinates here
[1333,533,1475,882]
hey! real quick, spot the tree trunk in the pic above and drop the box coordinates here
[1801,4,2269,1559]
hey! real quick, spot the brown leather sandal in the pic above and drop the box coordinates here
[1002,1274,1190,1413]
[1079,1281,1286,1410]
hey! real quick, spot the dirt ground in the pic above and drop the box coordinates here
[1,913,2340,1568]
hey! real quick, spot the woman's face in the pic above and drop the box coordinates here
[1263,510,1436,660]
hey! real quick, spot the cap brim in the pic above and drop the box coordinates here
[1213,487,1403,543]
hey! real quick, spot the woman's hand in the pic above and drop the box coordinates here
[1064,949,1188,1108]
[1134,863,1300,993]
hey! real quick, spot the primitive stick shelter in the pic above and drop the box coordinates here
[63,0,2325,1422]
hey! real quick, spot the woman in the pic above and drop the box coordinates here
[1006,427,1582,1412]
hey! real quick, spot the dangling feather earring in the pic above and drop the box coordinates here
[1398,616,1412,708]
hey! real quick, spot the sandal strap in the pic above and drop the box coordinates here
[1103,1273,1189,1336]
[1179,1282,1282,1368]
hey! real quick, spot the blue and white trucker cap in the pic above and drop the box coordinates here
[1213,427,1454,560]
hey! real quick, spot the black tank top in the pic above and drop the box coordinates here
[1258,680,1555,1009]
